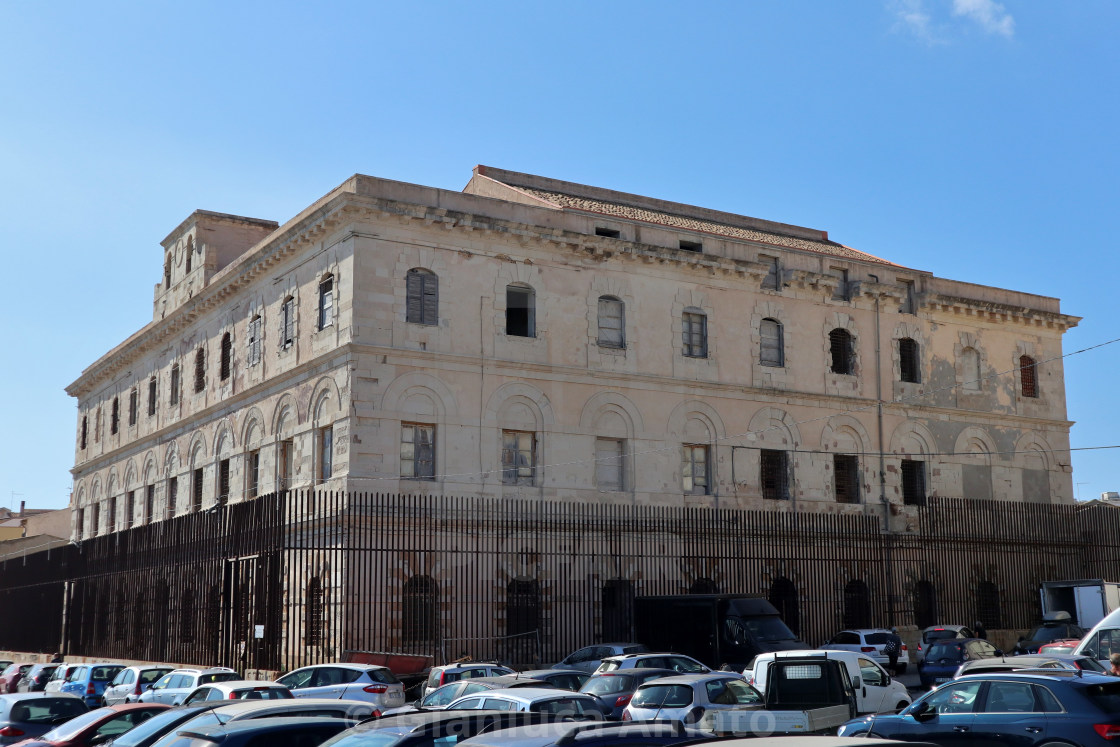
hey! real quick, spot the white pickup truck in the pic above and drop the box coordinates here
[701,656,858,736]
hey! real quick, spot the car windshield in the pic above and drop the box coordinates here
[1025,625,1074,643]
[319,731,403,747]
[582,675,631,695]
[111,708,205,747]
[367,669,400,685]
[742,616,797,643]
[92,666,122,681]
[664,657,707,673]
[865,633,889,644]
[924,629,960,643]
[631,684,694,709]
[598,660,622,672]
[200,672,239,684]
[1082,681,1120,712]
[926,642,965,663]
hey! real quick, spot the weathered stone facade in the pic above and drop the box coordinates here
[67,166,1079,540]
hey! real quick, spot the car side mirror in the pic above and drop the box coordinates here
[911,701,936,722]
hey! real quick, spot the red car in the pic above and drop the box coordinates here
[0,664,34,694]
[1039,637,1082,655]
[10,703,169,747]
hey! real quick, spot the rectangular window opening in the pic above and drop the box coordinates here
[834,454,860,504]
[682,444,710,495]
[831,268,850,301]
[148,377,157,416]
[125,490,135,530]
[595,227,621,238]
[679,239,703,252]
[900,279,917,314]
[682,312,708,358]
[401,423,435,480]
[279,439,294,490]
[761,450,790,500]
[761,256,781,290]
[318,426,334,483]
[128,390,138,427]
[218,458,230,506]
[170,365,180,405]
[247,450,260,498]
[902,460,926,506]
[501,430,536,486]
[192,468,203,512]
[595,438,625,492]
[145,484,154,524]
[167,477,178,519]
[506,287,535,338]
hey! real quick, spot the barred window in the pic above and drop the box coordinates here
[406,269,439,326]
[1020,355,1038,398]
[167,477,178,518]
[760,318,784,367]
[834,454,860,504]
[902,459,926,506]
[682,309,707,358]
[829,329,854,375]
[501,430,535,485]
[597,296,625,348]
[192,467,203,512]
[125,490,135,530]
[682,444,709,495]
[318,274,334,330]
[217,459,230,506]
[305,577,324,646]
[220,332,232,380]
[401,423,435,480]
[247,315,262,366]
[403,575,440,643]
[761,449,789,500]
[108,495,117,532]
[193,347,205,393]
[899,338,920,383]
[145,484,154,524]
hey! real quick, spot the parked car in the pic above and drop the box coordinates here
[59,665,125,708]
[746,650,911,715]
[917,638,1000,688]
[137,669,239,707]
[410,677,550,712]
[914,625,973,664]
[150,698,379,739]
[156,715,354,747]
[102,668,174,707]
[445,688,601,719]
[18,667,59,694]
[43,668,80,696]
[579,669,679,720]
[514,671,588,692]
[0,693,88,745]
[838,670,1120,745]
[99,704,225,747]
[456,721,711,747]
[21,703,169,747]
[953,653,1079,678]
[276,664,405,711]
[317,710,573,747]
[422,664,515,698]
[621,673,761,726]
[0,666,33,695]
[553,645,649,674]
[181,681,292,705]
[594,654,709,675]
[1037,638,1081,655]
[1012,610,1086,655]
[1075,605,1120,667]
[821,629,910,674]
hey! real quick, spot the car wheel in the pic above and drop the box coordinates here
[895,664,907,674]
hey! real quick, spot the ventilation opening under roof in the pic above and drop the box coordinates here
[679,239,703,252]
[595,227,621,238]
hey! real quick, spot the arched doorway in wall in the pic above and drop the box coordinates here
[768,577,800,635]
[843,579,872,629]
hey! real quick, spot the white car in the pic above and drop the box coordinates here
[746,649,911,714]
[138,667,240,705]
[102,665,174,705]
[621,674,761,725]
[277,663,405,711]
[594,653,710,674]
[444,687,601,718]
[821,629,910,674]
[182,680,293,704]
[422,663,515,698]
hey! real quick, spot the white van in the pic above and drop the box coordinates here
[1073,605,1120,667]
[746,649,911,715]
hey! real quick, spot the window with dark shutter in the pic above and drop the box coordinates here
[761,450,789,500]
[108,495,117,532]
[145,484,154,524]
[247,450,260,498]
[110,397,119,435]
[220,332,232,380]
[192,468,203,511]
[80,416,87,450]
[506,285,535,337]
[318,275,334,329]
[829,329,854,375]
[148,376,157,416]
[128,389,138,426]
[406,269,439,326]
[760,318,783,367]
[247,316,262,366]
[218,459,230,506]
[125,491,135,529]
[194,348,205,393]
[170,365,180,405]
[280,297,295,348]
[899,338,920,383]
[319,426,333,483]
[902,460,926,506]
[1020,355,1038,398]
[834,454,860,504]
[682,310,707,358]
[597,296,625,348]
[167,477,178,518]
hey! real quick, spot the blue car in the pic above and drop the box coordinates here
[59,663,124,707]
[916,638,1000,688]
[838,670,1120,745]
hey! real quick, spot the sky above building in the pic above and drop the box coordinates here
[2,1,1117,509]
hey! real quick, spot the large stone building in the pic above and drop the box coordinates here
[66,166,1079,541]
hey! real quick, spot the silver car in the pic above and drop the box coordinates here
[622,674,762,725]
[276,664,406,711]
[554,644,649,674]
[445,687,600,718]
[103,666,174,705]
[138,668,240,706]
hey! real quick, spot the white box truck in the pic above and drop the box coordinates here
[1040,579,1120,629]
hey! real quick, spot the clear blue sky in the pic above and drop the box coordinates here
[3,1,1117,509]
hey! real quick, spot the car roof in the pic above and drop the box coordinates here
[462,676,548,687]
[359,709,536,732]
[459,721,706,747]
[453,688,595,703]
[289,662,390,672]
[837,628,892,634]
[180,715,355,736]
[586,668,678,678]
[718,739,939,747]
[436,662,508,670]
[922,625,970,632]
[204,680,287,690]
[168,667,237,675]
[518,670,586,677]
[758,649,866,661]
[601,652,683,661]
[207,697,376,718]
[0,693,82,702]
[633,673,742,686]
[956,670,1114,684]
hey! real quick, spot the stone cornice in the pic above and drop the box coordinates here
[926,294,1080,331]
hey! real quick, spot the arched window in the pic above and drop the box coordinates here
[185,237,194,274]
[1020,355,1038,398]
[403,575,440,643]
[768,577,800,635]
[760,318,783,367]
[602,579,635,641]
[406,269,439,326]
[899,338,920,383]
[220,332,232,381]
[506,284,535,337]
[682,308,707,358]
[597,296,625,348]
[318,274,334,329]
[976,580,1001,630]
[961,347,981,392]
[305,577,324,646]
[913,580,937,629]
[843,579,872,629]
[506,577,540,638]
[194,347,205,393]
[690,577,719,594]
[829,329,854,375]
[164,255,172,289]
[181,589,196,644]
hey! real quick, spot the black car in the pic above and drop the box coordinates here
[838,670,1120,745]
[579,669,678,719]
[1013,612,1087,655]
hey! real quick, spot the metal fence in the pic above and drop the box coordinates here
[2,492,1119,672]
